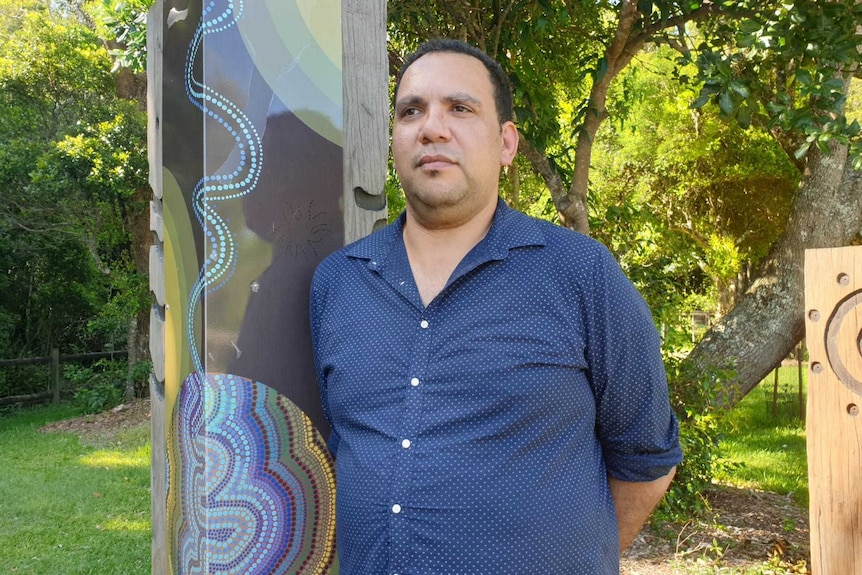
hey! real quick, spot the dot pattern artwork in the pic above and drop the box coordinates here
[183,0,262,374]
[163,1,341,572]
[168,373,337,574]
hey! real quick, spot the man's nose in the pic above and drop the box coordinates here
[419,107,451,142]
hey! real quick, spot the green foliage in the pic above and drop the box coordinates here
[689,0,862,166]
[0,5,149,385]
[704,234,739,284]
[0,11,116,140]
[0,365,50,399]
[657,357,735,522]
[65,359,127,413]
[0,227,107,359]
[73,380,124,414]
[590,46,798,323]
[87,0,155,73]
[0,404,150,574]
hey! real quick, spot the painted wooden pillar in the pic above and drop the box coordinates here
[804,246,862,574]
[146,1,387,573]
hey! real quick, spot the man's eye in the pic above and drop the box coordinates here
[453,105,470,113]
[402,107,419,117]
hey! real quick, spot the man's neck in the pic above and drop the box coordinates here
[403,199,497,307]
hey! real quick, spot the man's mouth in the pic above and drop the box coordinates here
[417,155,457,169]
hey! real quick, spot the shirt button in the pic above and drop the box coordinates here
[391,504,402,514]
[420,319,429,329]
[401,439,411,449]
[410,377,419,387]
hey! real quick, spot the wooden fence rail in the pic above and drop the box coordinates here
[0,349,128,407]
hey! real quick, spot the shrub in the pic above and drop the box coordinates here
[73,381,123,414]
[656,357,735,522]
[65,359,126,414]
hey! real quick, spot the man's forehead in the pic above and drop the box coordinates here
[406,50,485,74]
[397,52,491,96]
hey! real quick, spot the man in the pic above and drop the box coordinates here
[310,38,682,574]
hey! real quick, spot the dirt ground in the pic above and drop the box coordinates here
[621,486,809,573]
[41,399,811,573]
[40,398,153,445]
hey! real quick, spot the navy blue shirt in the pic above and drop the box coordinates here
[310,200,682,574]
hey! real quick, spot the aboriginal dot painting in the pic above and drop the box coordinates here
[168,373,336,574]
[157,0,343,573]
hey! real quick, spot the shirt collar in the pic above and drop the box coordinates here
[344,198,547,267]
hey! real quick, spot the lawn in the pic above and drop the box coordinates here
[0,368,811,575]
[715,365,809,506]
[0,404,150,575]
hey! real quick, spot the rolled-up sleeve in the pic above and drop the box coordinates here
[585,248,683,482]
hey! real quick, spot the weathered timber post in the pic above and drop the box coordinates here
[804,246,862,574]
[50,348,60,405]
[146,1,387,573]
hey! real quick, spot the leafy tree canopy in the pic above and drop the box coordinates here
[0,5,148,364]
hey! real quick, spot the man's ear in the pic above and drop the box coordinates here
[500,121,519,167]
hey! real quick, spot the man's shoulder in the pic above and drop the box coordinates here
[501,206,610,261]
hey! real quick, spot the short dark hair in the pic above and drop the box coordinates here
[394,38,514,125]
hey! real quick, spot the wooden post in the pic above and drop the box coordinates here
[804,246,862,574]
[147,0,386,572]
[146,1,166,573]
[797,342,805,420]
[50,347,60,405]
[343,0,389,236]
[772,367,779,417]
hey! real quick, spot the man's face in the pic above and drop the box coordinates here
[392,51,517,226]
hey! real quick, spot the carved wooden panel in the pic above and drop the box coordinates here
[150,200,164,243]
[149,304,166,385]
[149,244,165,307]
[343,0,389,238]
[146,2,167,572]
[804,246,862,574]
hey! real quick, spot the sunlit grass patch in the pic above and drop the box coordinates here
[0,403,150,574]
[101,516,150,532]
[80,445,149,469]
[715,366,808,506]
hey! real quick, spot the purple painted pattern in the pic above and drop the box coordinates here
[168,372,337,574]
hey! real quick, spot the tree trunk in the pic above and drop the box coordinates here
[519,138,568,215]
[681,142,862,407]
[125,184,153,399]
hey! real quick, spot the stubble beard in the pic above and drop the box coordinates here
[402,171,483,229]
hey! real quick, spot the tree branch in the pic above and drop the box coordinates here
[490,0,517,58]
[640,2,758,39]
[518,137,582,224]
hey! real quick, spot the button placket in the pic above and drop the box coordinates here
[388,313,434,569]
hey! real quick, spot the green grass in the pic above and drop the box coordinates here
[0,404,150,575]
[715,366,809,506]
[0,369,811,574]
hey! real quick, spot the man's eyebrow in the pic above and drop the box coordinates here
[394,95,427,110]
[444,92,481,106]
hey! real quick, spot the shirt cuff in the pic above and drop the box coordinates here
[605,444,683,482]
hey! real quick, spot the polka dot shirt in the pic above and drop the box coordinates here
[310,199,682,574]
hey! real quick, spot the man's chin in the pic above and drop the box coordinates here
[407,191,464,211]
